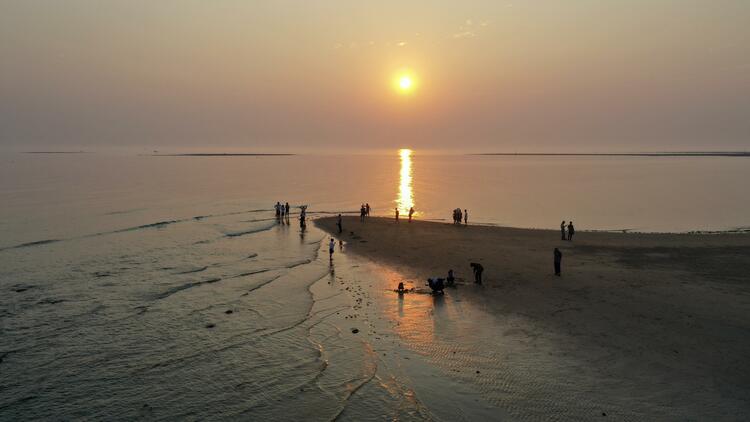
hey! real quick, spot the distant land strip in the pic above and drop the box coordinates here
[23,151,88,154]
[473,152,749,157]
[149,153,295,157]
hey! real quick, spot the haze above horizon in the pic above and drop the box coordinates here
[1,1,749,152]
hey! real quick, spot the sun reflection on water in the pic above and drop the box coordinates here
[397,149,414,214]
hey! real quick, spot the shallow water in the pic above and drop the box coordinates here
[1,151,749,420]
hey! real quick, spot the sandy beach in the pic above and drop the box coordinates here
[316,216,750,419]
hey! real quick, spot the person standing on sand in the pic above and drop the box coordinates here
[366,203,371,216]
[360,204,366,222]
[554,248,562,276]
[470,262,484,284]
[395,208,399,222]
[561,221,566,240]
[329,238,335,260]
[285,202,290,215]
[337,214,342,233]
[567,221,575,241]
[408,207,415,222]
[464,209,468,225]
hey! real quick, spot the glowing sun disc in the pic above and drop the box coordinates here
[399,76,413,90]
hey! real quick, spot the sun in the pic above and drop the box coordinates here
[399,76,413,90]
[393,71,417,95]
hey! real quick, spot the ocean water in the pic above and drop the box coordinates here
[1,151,749,420]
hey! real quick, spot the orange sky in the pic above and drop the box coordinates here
[1,1,749,152]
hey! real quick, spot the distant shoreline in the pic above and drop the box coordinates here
[23,151,88,154]
[472,152,749,157]
[148,153,296,157]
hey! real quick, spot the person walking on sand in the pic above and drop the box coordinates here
[408,207,415,222]
[360,204,366,222]
[285,202,290,215]
[395,208,399,223]
[561,221,566,240]
[567,221,575,241]
[329,238,335,260]
[366,203,371,216]
[464,209,468,225]
[337,214,342,234]
[554,248,562,276]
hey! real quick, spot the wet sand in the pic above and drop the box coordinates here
[316,216,750,419]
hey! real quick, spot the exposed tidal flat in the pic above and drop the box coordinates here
[316,216,750,420]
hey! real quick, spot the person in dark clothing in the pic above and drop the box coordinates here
[395,208,399,222]
[560,221,566,240]
[408,207,415,222]
[360,204,366,222]
[427,277,445,294]
[397,282,406,294]
[554,248,562,276]
[285,202,290,215]
[470,262,484,284]
[337,214,342,233]
[567,221,575,241]
[464,209,468,225]
[446,269,455,287]
[365,203,371,216]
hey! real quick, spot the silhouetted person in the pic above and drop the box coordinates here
[337,214,342,233]
[427,277,445,294]
[470,262,484,284]
[395,208,399,222]
[329,238,335,260]
[464,209,468,225]
[567,221,575,241]
[285,202,290,215]
[446,269,455,286]
[560,221,566,240]
[408,207,415,222]
[554,248,562,276]
[397,282,405,294]
[275,201,281,217]
[360,204,366,222]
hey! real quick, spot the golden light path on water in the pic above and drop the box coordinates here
[397,149,414,214]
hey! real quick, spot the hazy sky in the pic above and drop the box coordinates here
[1,0,749,152]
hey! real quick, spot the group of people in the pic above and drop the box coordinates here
[274,202,291,218]
[452,208,468,225]
[359,203,371,221]
[423,263,483,294]
[560,220,575,241]
[393,206,416,222]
